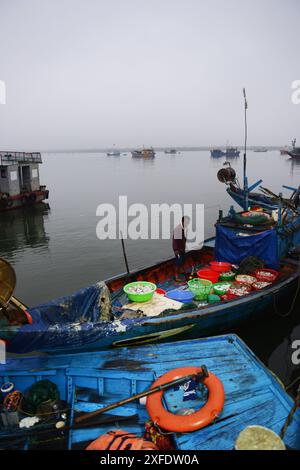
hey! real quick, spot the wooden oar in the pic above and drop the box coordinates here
[75,366,208,424]
[120,231,130,275]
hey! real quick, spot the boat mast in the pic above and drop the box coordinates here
[243,88,248,210]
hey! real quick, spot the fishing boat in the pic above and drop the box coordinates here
[0,334,299,450]
[1,93,300,355]
[106,151,121,156]
[0,152,49,212]
[131,148,156,158]
[210,148,225,158]
[2,204,300,355]
[164,149,177,154]
[253,147,268,152]
[217,162,298,211]
[225,146,240,158]
[287,147,300,159]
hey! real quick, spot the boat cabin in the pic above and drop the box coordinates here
[0,152,42,195]
[0,152,48,211]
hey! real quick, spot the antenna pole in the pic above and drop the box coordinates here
[243,88,248,210]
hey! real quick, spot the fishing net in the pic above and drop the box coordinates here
[23,380,60,415]
[236,256,265,275]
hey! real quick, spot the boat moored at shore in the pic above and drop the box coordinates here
[0,152,49,212]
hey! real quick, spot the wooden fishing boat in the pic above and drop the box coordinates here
[1,229,299,355]
[131,148,155,158]
[0,334,299,450]
[226,183,280,210]
[210,148,225,158]
[287,147,300,159]
[1,91,300,354]
[106,151,121,156]
[225,146,240,158]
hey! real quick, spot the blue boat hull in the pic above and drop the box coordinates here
[0,334,299,450]
[5,254,299,354]
[210,150,225,158]
[227,187,279,211]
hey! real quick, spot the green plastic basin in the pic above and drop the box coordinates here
[123,281,157,302]
[213,281,233,296]
[188,278,212,300]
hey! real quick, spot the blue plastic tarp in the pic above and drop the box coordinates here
[215,225,279,269]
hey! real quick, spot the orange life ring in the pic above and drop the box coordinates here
[146,366,225,433]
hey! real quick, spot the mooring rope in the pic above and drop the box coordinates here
[286,375,300,392]
[280,385,300,439]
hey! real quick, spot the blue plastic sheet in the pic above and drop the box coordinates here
[6,283,142,354]
[215,225,279,269]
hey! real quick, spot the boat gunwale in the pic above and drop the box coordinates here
[105,243,299,325]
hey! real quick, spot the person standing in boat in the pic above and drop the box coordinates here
[172,216,190,282]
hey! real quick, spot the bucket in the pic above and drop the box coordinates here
[188,278,212,301]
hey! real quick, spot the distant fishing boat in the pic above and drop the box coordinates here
[131,148,155,158]
[106,150,121,156]
[210,148,225,158]
[164,149,177,154]
[288,148,300,158]
[254,147,268,152]
[287,139,300,159]
[280,148,289,155]
[0,152,49,212]
[0,334,299,450]
[225,146,240,157]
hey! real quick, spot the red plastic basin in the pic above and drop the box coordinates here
[197,268,220,283]
[254,268,279,283]
[209,261,232,273]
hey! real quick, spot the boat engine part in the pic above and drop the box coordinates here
[217,166,236,184]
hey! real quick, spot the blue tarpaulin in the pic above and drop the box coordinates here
[215,225,279,269]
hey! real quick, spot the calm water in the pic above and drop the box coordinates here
[1,150,300,391]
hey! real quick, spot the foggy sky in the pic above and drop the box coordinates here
[0,0,299,150]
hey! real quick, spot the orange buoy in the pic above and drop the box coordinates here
[146,366,225,433]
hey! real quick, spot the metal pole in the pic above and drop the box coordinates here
[243,88,248,211]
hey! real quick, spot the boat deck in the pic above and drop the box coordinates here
[1,335,300,450]
[108,245,297,318]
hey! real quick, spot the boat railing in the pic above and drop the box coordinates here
[0,152,42,165]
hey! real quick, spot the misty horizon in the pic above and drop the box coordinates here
[1,0,299,150]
